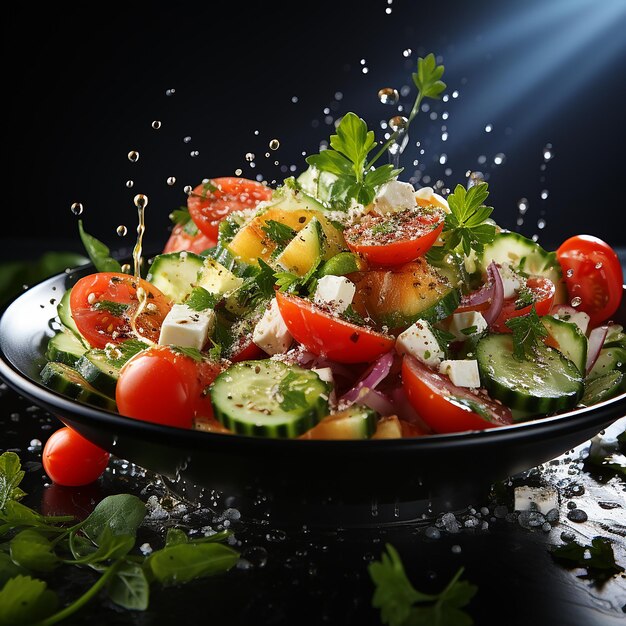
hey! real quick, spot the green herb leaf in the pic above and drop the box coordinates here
[73,527,135,565]
[342,304,367,326]
[9,529,60,572]
[169,207,192,226]
[103,340,147,368]
[277,370,311,411]
[0,452,26,511]
[185,286,218,311]
[505,305,548,360]
[274,271,302,292]
[82,494,146,543]
[460,326,478,336]
[207,340,222,362]
[92,300,129,316]
[412,53,447,100]
[107,561,150,610]
[147,543,239,586]
[514,283,535,309]
[78,220,123,273]
[0,575,59,626]
[262,220,297,246]
[165,528,189,547]
[169,346,206,362]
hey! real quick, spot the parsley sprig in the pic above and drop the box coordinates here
[505,305,548,360]
[305,53,446,208]
[368,543,477,626]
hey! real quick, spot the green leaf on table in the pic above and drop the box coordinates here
[73,526,135,565]
[165,528,189,547]
[82,494,146,542]
[78,219,123,272]
[0,452,26,512]
[107,561,150,610]
[0,552,28,587]
[0,501,45,535]
[146,542,239,586]
[9,529,60,572]
[0,575,58,626]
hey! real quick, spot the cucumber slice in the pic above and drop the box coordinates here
[319,252,365,277]
[476,334,583,413]
[587,346,626,381]
[210,360,331,438]
[300,405,377,439]
[40,362,117,411]
[196,257,244,296]
[46,330,87,367]
[276,217,324,276]
[580,371,625,407]
[604,324,626,349]
[146,251,205,302]
[57,288,87,344]
[541,315,587,374]
[75,340,147,396]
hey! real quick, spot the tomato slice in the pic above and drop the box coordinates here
[70,272,172,348]
[343,207,445,266]
[275,290,395,364]
[556,234,624,327]
[116,346,225,429]
[163,222,216,254]
[187,177,273,240]
[401,355,512,434]
[490,276,555,333]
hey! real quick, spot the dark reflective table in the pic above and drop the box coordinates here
[1,381,624,626]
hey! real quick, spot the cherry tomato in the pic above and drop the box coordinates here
[556,234,624,327]
[70,272,172,349]
[187,177,272,240]
[401,355,512,434]
[229,335,266,363]
[43,426,110,487]
[490,276,556,333]
[343,207,445,266]
[116,346,225,428]
[163,222,216,254]
[275,290,395,364]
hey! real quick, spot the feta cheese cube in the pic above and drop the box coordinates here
[514,485,559,514]
[448,311,488,341]
[252,298,293,355]
[373,180,417,214]
[552,307,591,335]
[158,304,215,350]
[498,263,522,299]
[439,359,481,388]
[311,367,334,385]
[395,320,444,367]
[313,275,356,314]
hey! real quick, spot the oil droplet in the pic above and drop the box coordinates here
[134,194,148,210]
[121,263,131,273]
[571,296,582,308]
[493,153,506,166]
[152,120,162,130]
[235,168,243,176]
[378,87,399,105]
[167,176,176,186]
[269,139,280,150]
[116,225,127,237]
[540,189,549,200]
[518,198,529,214]
[126,180,134,188]
[543,144,554,161]
[70,202,83,216]
[389,115,408,132]
[245,152,255,162]
[128,151,139,163]
[184,185,192,195]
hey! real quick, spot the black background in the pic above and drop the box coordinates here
[4,1,626,261]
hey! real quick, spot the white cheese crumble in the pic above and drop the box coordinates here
[313,275,356,314]
[395,319,444,367]
[252,297,293,355]
[373,180,417,214]
[439,359,481,388]
[448,311,488,341]
[158,303,215,350]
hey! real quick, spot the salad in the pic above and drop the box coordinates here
[40,56,625,441]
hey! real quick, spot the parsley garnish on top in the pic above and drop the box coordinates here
[505,305,548,360]
[262,220,297,246]
[92,300,129,316]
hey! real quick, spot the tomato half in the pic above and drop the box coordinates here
[116,346,225,428]
[43,426,110,487]
[343,207,445,266]
[163,222,216,254]
[556,234,624,327]
[401,355,512,434]
[187,177,273,240]
[490,276,555,333]
[275,291,395,363]
[70,272,172,348]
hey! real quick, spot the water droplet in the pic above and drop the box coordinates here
[126,180,134,188]
[467,171,485,188]
[152,120,162,130]
[183,136,191,143]
[452,90,459,98]
[378,87,399,105]
[493,153,506,166]
[291,95,299,103]
[128,151,139,162]
[134,194,148,209]
[451,544,462,554]
[543,144,554,161]
[439,153,448,165]
[517,198,529,214]
[537,218,546,229]
[389,115,408,132]
[245,152,255,162]
[485,124,493,133]
[269,139,280,150]
[184,185,192,195]
[402,48,412,57]
[567,508,588,523]
[167,176,176,186]
[595,262,603,269]
[477,155,487,164]
[571,296,582,308]
[541,189,549,200]
[566,268,574,278]
[70,202,83,216]
[29,438,42,451]
[190,150,199,157]
[234,168,242,176]
[166,88,176,96]
[116,225,128,237]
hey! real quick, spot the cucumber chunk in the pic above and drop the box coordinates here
[209,360,331,438]
[587,346,626,381]
[146,251,205,302]
[300,405,377,439]
[57,288,87,344]
[541,315,587,374]
[46,330,87,367]
[40,362,117,411]
[476,334,583,414]
[581,371,625,407]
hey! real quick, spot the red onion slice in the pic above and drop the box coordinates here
[359,388,396,415]
[458,279,494,308]
[585,325,608,374]
[339,350,395,406]
[482,262,505,324]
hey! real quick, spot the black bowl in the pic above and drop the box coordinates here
[1,265,625,525]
